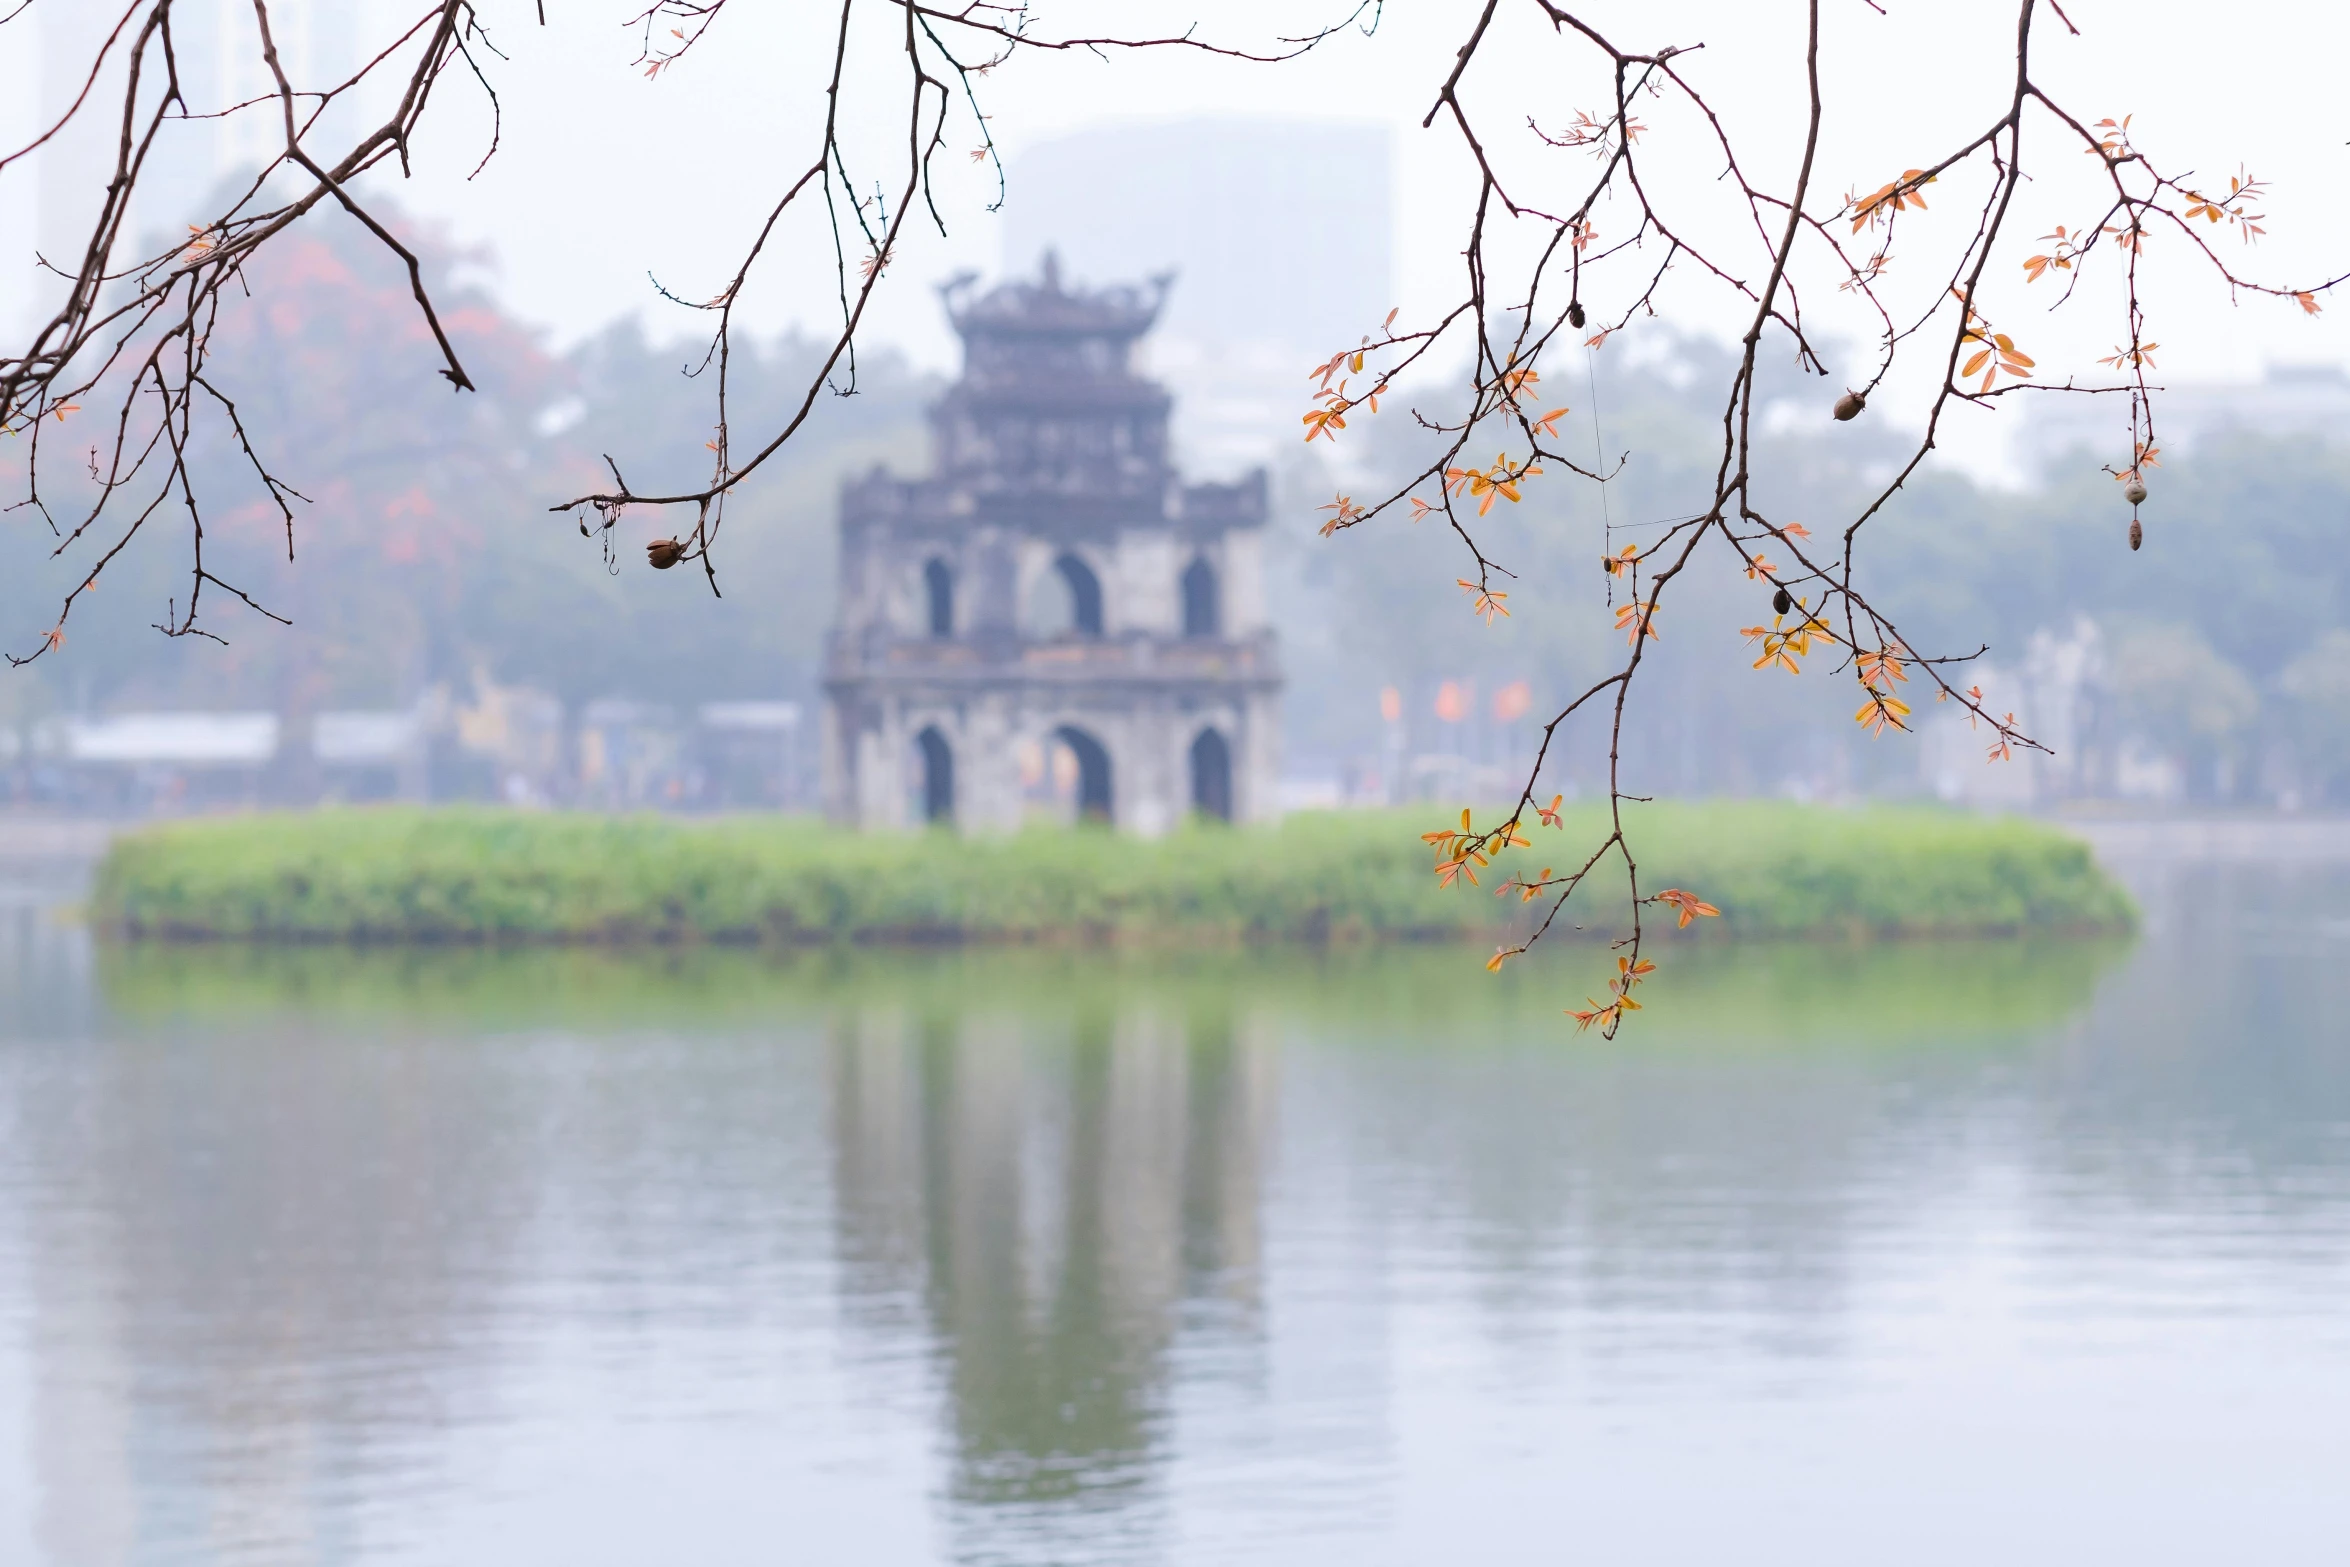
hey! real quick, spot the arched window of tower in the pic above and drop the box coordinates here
[922,558,954,638]
[1181,557,1220,639]
[1054,553,1105,638]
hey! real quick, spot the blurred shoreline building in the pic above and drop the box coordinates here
[0,691,805,815]
[822,257,1282,832]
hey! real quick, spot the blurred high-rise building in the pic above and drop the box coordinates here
[32,0,361,294]
[1002,119,1392,476]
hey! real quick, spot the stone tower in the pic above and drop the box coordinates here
[822,256,1281,833]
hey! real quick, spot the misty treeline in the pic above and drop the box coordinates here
[1284,342,2350,811]
[0,216,908,781]
[5,215,2347,808]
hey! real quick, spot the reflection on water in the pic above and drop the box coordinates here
[2,859,2348,1565]
[830,1002,1272,1563]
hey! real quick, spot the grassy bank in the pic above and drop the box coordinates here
[90,803,2135,945]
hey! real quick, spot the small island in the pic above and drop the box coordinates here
[91,802,2134,946]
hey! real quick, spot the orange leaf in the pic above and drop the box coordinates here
[1653,888,1719,928]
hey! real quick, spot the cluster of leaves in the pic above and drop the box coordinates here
[1416,798,1721,1037]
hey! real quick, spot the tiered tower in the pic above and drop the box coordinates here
[822,256,1281,832]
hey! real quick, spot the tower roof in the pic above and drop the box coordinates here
[941,252,1172,350]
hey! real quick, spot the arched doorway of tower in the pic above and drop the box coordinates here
[1189,728,1232,821]
[1050,725,1114,823]
[1181,556,1219,638]
[1053,552,1104,637]
[915,726,955,825]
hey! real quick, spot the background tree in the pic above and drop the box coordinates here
[2280,631,2350,805]
[0,212,930,731]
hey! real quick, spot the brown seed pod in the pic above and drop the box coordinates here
[1772,586,1793,616]
[1568,300,1586,329]
[2124,477,2148,507]
[647,537,686,570]
[2129,518,2142,551]
[1833,390,1866,422]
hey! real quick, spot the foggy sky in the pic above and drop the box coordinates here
[6,0,2349,481]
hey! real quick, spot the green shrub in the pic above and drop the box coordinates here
[90,802,2135,945]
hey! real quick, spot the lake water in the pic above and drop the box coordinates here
[2,832,2348,1565]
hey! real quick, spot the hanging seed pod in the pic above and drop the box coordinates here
[1833,390,1866,422]
[647,537,687,570]
[2124,477,2148,507]
[1601,555,1617,575]
[1568,300,1587,330]
[1772,587,1793,616]
[2128,518,2143,551]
